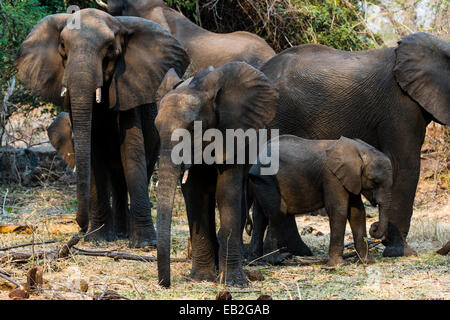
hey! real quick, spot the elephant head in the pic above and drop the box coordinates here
[15,8,189,230]
[47,112,74,169]
[326,137,393,239]
[394,32,450,126]
[154,61,278,287]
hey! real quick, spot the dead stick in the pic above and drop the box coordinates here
[344,238,381,249]
[0,270,23,289]
[0,240,57,252]
[72,247,189,263]
[0,225,104,263]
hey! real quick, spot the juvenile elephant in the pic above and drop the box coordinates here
[96,0,276,70]
[259,32,449,257]
[248,135,393,266]
[15,9,189,246]
[154,62,279,287]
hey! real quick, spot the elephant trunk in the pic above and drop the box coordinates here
[157,149,181,288]
[68,71,96,231]
[369,194,391,239]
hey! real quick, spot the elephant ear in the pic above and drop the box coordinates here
[394,32,450,125]
[15,14,70,107]
[200,61,279,131]
[109,16,189,111]
[47,112,75,168]
[155,68,183,105]
[326,136,363,195]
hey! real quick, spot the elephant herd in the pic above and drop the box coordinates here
[14,1,449,288]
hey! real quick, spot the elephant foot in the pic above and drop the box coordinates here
[382,223,417,257]
[84,225,115,242]
[129,225,157,248]
[76,215,89,233]
[263,251,291,265]
[115,231,129,240]
[327,256,345,267]
[218,267,248,287]
[288,243,313,257]
[189,268,218,283]
[383,244,417,257]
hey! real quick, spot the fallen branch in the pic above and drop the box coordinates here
[344,238,380,249]
[0,240,57,252]
[0,235,80,263]
[0,270,23,289]
[72,247,190,263]
[0,225,103,263]
[245,248,283,266]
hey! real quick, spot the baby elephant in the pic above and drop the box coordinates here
[248,135,393,266]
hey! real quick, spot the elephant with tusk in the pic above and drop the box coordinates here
[16,8,189,246]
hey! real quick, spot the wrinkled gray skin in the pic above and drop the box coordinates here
[154,62,279,287]
[16,9,189,246]
[256,32,449,258]
[249,135,393,266]
[47,112,130,238]
[97,0,276,70]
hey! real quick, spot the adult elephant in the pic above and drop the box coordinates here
[96,0,276,70]
[15,9,189,246]
[47,112,131,239]
[154,62,279,287]
[257,32,449,258]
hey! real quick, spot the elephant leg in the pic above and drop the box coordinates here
[382,170,419,257]
[347,195,372,264]
[382,141,422,257]
[85,163,115,242]
[263,216,312,263]
[247,201,268,262]
[326,208,348,267]
[182,165,218,282]
[119,110,156,248]
[216,166,248,286]
[111,167,130,239]
[263,217,312,258]
[282,215,313,256]
[324,184,349,266]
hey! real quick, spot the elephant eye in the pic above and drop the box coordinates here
[106,41,116,53]
[59,41,67,58]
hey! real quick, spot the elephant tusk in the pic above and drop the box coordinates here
[61,87,67,97]
[73,165,76,173]
[182,169,189,184]
[96,0,108,9]
[96,88,102,103]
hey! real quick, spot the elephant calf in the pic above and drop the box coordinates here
[248,135,393,266]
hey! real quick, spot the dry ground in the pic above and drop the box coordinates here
[0,178,448,300]
[0,119,448,300]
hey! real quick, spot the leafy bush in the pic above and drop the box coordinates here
[176,0,381,51]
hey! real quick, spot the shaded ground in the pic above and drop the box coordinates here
[0,179,448,300]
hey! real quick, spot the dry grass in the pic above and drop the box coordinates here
[0,175,448,300]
